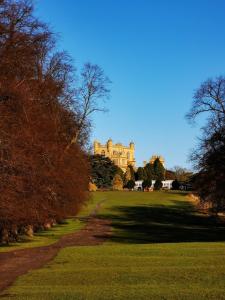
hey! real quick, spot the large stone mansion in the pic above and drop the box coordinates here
[94,139,135,172]
[93,139,165,172]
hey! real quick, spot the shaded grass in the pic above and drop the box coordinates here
[98,192,225,244]
[2,191,225,299]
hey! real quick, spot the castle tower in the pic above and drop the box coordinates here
[107,138,113,152]
[130,141,134,150]
[128,142,135,168]
[93,139,136,172]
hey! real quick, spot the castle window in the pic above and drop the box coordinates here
[127,152,130,159]
[101,150,105,156]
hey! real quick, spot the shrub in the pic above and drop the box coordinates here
[89,182,98,192]
[112,174,123,190]
[126,180,135,190]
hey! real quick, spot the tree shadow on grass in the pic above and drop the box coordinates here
[98,197,225,244]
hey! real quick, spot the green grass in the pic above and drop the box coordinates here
[0,194,100,253]
[3,191,225,299]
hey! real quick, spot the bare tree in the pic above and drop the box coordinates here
[187,76,225,211]
[186,76,225,130]
[172,166,192,182]
[65,63,110,151]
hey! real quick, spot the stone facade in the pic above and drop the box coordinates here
[93,139,135,172]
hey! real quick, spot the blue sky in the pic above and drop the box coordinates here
[36,0,225,169]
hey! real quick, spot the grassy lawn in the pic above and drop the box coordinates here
[3,191,225,299]
[0,194,100,253]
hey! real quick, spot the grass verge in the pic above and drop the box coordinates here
[0,193,103,253]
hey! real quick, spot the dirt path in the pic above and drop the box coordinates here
[0,200,111,293]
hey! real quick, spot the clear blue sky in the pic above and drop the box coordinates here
[36,0,225,170]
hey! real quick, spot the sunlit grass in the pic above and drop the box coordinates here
[3,191,225,299]
[5,243,225,300]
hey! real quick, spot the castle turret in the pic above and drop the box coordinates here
[129,141,135,150]
[94,140,99,152]
[107,138,113,151]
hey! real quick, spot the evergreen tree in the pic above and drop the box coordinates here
[144,163,154,180]
[90,155,122,188]
[154,179,163,190]
[136,167,147,180]
[127,179,135,190]
[142,179,152,190]
[153,158,165,180]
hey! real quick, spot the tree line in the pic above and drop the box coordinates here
[0,0,109,243]
[90,155,191,191]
